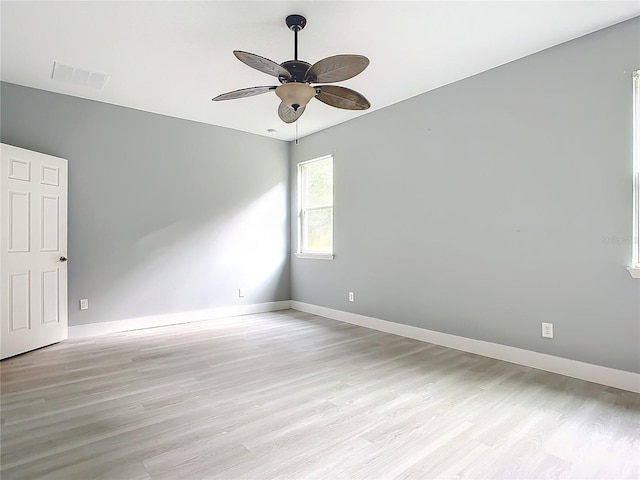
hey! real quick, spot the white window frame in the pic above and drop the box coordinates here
[629,70,640,278]
[295,155,334,260]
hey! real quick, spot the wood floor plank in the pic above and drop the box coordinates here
[1,309,639,479]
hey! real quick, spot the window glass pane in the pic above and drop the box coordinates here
[303,158,333,208]
[304,208,333,253]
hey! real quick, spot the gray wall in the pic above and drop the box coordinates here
[290,18,640,373]
[1,83,290,326]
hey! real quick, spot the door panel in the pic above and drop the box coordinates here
[9,191,30,252]
[1,144,68,359]
[8,158,30,181]
[40,165,60,186]
[9,271,30,331]
[41,195,59,251]
[41,269,60,324]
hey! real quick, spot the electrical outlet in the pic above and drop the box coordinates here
[79,299,89,310]
[349,292,354,302]
[542,322,553,339]
[238,288,245,298]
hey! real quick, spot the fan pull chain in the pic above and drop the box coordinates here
[295,119,299,145]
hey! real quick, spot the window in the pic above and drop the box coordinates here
[296,155,333,259]
[630,70,640,278]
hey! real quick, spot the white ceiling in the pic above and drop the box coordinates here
[2,1,639,141]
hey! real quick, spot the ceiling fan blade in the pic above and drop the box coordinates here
[305,55,369,83]
[278,102,306,123]
[212,86,277,101]
[234,51,291,79]
[315,85,370,110]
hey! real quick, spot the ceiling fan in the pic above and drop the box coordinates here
[212,14,370,124]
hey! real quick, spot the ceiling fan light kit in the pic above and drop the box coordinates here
[275,83,315,111]
[213,14,370,124]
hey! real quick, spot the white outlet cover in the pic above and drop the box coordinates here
[542,322,553,338]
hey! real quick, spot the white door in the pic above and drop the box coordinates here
[0,144,68,359]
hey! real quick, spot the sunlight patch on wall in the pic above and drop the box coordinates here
[102,182,288,318]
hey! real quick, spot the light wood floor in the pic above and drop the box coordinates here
[1,309,639,480]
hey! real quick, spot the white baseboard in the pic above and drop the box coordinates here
[68,301,291,338]
[290,301,640,394]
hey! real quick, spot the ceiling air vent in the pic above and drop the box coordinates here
[51,62,109,90]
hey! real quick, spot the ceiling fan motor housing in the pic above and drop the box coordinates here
[279,60,311,83]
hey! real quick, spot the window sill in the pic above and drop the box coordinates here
[628,267,640,279]
[295,253,334,260]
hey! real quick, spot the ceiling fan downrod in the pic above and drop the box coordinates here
[285,14,306,62]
